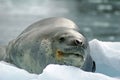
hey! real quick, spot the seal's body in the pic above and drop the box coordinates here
[5,17,95,74]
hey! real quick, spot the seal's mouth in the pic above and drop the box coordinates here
[55,49,85,67]
[56,49,84,60]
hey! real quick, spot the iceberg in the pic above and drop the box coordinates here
[0,39,120,80]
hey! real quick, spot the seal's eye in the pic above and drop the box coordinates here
[59,37,65,43]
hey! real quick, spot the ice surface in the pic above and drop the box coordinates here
[0,39,120,80]
[90,39,120,77]
[38,64,119,80]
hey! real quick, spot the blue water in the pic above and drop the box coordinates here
[0,0,120,45]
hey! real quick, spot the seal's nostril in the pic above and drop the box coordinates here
[74,39,83,46]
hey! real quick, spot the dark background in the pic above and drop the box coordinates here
[0,0,120,45]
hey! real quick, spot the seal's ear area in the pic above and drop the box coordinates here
[92,61,96,72]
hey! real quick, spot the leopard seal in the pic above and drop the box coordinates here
[5,17,96,74]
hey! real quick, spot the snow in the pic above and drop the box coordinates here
[0,39,120,80]
[90,39,120,77]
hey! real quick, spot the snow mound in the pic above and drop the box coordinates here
[90,39,120,77]
[0,39,120,80]
[39,64,119,80]
[0,62,119,80]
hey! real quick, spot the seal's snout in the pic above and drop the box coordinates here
[74,39,83,46]
[70,39,83,47]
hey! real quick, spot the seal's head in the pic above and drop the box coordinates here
[51,29,89,68]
